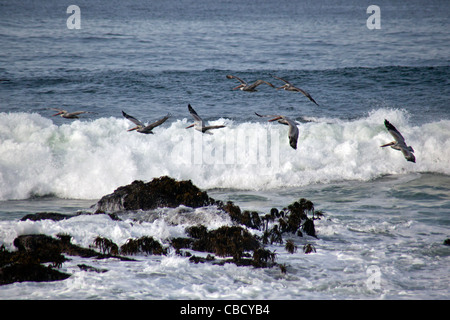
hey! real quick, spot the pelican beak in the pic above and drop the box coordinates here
[380,142,395,147]
[186,124,195,129]
[268,116,282,122]
[233,85,243,90]
[52,111,63,116]
[127,126,138,131]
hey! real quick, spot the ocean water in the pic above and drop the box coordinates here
[0,0,449,300]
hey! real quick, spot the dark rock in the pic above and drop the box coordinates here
[187,225,260,259]
[120,236,167,255]
[13,234,68,265]
[92,236,119,255]
[302,218,317,238]
[220,201,262,229]
[2,177,324,285]
[189,254,215,264]
[185,225,208,239]
[303,243,316,254]
[252,248,277,268]
[0,233,135,286]
[20,212,74,222]
[93,176,216,212]
[13,234,135,261]
[0,235,70,285]
[0,263,71,285]
[170,237,194,250]
[77,264,108,273]
[285,239,298,254]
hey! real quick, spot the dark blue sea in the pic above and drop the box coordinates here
[0,0,449,300]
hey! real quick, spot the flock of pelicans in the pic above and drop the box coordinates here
[49,75,416,163]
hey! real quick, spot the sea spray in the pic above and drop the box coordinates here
[1,110,449,200]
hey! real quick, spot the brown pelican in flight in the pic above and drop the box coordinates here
[226,75,275,91]
[381,119,415,163]
[255,112,299,149]
[272,76,319,106]
[186,104,226,134]
[51,108,92,119]
[122,111,171,134]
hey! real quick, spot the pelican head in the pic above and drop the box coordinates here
[268,116,284,123]
[406,154,416,163]
[52,110,66,117]
[289,137,297,150]
[276,84,289,90]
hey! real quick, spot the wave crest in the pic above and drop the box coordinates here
[1,110,449,200]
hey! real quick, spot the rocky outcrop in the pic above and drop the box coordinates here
[93,176,216,212]
[0,234,133,285]
[3,176,321,285]
[20,212,75,222]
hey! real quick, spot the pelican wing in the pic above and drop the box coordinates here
[68,111,89,116]
[226,74,247,85]
[203,125,226,132]
[146,113,171,130]
[272,77,319,106]
[122,111,144,126]
[50,108,67,112]
[272,75,292,85]
[293,87,319,106]
[384,119,406,144]
[188,104,203,122]
[50,108,68,116]
[246,80,275,90]
[255,112,282,119]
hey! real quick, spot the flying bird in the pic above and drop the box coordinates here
[186,104,226,134]
[122,111,171,134]
[381,119,415,162]
[226,75,275,91]
[272,76,319,106]
[255,112,299,149]
[51,108,92,119]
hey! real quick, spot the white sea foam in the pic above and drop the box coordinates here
[1,110,449,200]
[0,198,447,300]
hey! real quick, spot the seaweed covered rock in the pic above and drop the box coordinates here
[1,235,71,285]
[272,198,318,238]
[13,234,132,260]
[2,177,324,285]
[220,201,261,229]
[120,236,167,255]
[0,234,132,286]
[93,176,216,212]
[186,225,260,259]
[0,263,71,285]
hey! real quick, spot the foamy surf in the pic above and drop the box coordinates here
[1,109,449,200]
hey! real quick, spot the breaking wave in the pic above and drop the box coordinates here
[1,109,449,200]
